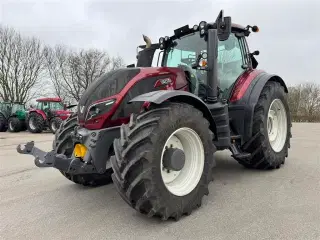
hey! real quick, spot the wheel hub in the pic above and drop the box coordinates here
[29,118,36,130]
[161,135,183,184]
[162,147,185,171]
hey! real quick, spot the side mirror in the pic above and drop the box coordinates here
[249,51,259,69]
[217,17,231,41]
[215,10,231,41]
[252,50,260,56]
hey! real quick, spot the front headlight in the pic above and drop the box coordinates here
[86,99,116,121]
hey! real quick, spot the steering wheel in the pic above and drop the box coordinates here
[178,64,199,94]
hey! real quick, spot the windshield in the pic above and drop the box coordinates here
[50,102,64,110]
[12,104,25,113]
[0,103,11,111]
[163,32,206,71]
[162,31,245,97]
[162,32,207,94]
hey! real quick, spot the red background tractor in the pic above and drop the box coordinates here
[26,97,73,134]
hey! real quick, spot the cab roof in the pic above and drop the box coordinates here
[36,97,62,102]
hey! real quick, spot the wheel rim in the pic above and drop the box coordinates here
[9,121,13,130]
[160,127,204,197]
[51,121,57,132]
[267,99,287,152]
[29,117,36,130]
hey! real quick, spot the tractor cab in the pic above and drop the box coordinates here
[7,103,27,132]
[0,102,12,132]
[11,103,27,122]
[11,103,26,114]
[136,14,260,102]
[0,102,12,118]
[35,98,64,112]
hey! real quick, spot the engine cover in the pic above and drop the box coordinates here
[77,68,140,121]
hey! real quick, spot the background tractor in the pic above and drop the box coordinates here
[26,97,73,134]
[17,10,292,221]
[7,103,27,132]
[0,102,12,132]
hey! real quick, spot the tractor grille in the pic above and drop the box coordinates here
[78,68,140,121]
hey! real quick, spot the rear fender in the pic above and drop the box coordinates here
[229,72,288,143]
[129,90,217,137]
[29,109,47,120]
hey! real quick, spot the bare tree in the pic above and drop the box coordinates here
[299,82,320,116]
[44,45,125,102]
[288,82,320,122]
[0,25,46,103]
[288,85,302,116]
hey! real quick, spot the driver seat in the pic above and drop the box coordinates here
[178,65,198,94]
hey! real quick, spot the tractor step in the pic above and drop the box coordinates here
[231,152,251,159]
[231,135,241,140]
[229,142,251,160]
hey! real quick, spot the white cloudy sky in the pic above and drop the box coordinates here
[0,0,319,86]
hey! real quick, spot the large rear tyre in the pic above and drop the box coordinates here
[27,112,44,133]
[235,81,292,169]
[8,117,21,132]
[0,113,8,132]
[53,113,113,187]
[111,102,215,221]
[49,117,62,134]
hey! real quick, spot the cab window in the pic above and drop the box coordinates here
[217,33,244,92]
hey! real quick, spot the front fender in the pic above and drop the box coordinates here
[29,110,47,120]
[129,90,218,139]
[129,90,203,104]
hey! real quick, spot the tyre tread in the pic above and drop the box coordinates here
[235,81,292,169]
[111,102,215,220]
[54,113,113,187]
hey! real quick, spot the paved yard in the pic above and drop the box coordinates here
[1,123,320,240]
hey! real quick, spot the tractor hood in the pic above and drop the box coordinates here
[77,67,186,122]
[53,109,72,116]
[77,68,141,120]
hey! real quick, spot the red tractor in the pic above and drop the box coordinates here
[26,97,73,134]
[17,10,292,221]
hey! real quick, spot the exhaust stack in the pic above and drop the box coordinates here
[142,35,152,48]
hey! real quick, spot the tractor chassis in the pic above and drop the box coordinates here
[17,125,120,175]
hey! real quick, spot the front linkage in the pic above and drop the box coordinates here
[17,141,97,174]
[16,124,119,176]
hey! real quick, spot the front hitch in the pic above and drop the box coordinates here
[16,141,98,174]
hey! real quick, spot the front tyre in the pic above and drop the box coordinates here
[54,113,113,187]
[235,81,292,169]
[27,112,44,133]
[49,117,63,134]
[8,117,21,132]
[111,102,215,221]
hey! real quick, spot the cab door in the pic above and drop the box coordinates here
[217,32,249,99]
